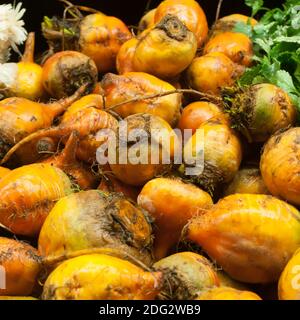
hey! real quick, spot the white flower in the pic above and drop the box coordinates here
[0,2,27,63]
[0,2,27,44]
[0,62,18,88]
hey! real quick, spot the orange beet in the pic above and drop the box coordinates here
[204,32,253,67]
[178,101,226,134]
[138,177,213,259]
[154,0,208,47]
[42,51,98,99]
[0,163,74,236]
[0,237,42,296]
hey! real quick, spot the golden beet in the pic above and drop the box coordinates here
[223,167,269,196]
[186,194,300,283]
[204,32,253,67]
[38,190,154,266]
[116,38,138,74]
[179,117,242,193]
[178,101,227,134]
[138,177,213,259]
[0,163,74,236]
[79,13,132,72]
[219,14,257,26]
[260,128,300,206]
[153,252,219,299]
[224,83,296,142]
[211,14,257,37]
[186,53,238,95]
[138,9,156,33]
[42,13,131,73]
[0,33,44,100]
[196,287,262,300]
[42,51,98,99]
[278,249,300,300]
[0,237,42,296]
[109,114,179,186]
[0,86,85,163]
[102,72,181,127]
[133,15,197,79]
[2,106,118,165]
[154,0,208,47]
[42,254,162,300]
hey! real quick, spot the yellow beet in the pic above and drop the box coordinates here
[138,177,213,259]
[116,38,138,74]
[109,114,179,186]
[261,128,300,206]
[186,194,300,283]
[204,32,253,67]
[278,249,300,300]
[154,0,208,47]
[196,287,262,300]
[0,163,74,236]
[0,33,44,100]
[223,167,269,196]
[79,14,132,72]
[178,101,227,134]
[0,237,42,296]
[153,252,219,299]
[138,9,156,33]
[133,15,197,79]
[179,117,242,193]
[42,51,98,99]
[102,72,181,127]
[39,190,154,266]
[42,254,162,300]
[211,14,257,37]
[186,52,238,95]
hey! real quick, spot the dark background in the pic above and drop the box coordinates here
[3,0,284,58]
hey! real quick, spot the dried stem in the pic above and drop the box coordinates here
[106,89,222,111]
[144,0,153,14]
[215,0,224,23]
[74,5,103,14]
[59,0,102,16]
[59,0,83,19]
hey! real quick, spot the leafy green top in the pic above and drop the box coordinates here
[235,0,300,112]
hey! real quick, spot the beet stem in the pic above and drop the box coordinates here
[106,89,222,111]
[21,32,35,63]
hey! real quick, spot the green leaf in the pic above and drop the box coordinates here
[239,0,300,115]
[294,63,300,84]
[273,70,297,94]
[274,36,300,44]
[245,0,264,16]
[238,65,262,85]
[254,38,272,54]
